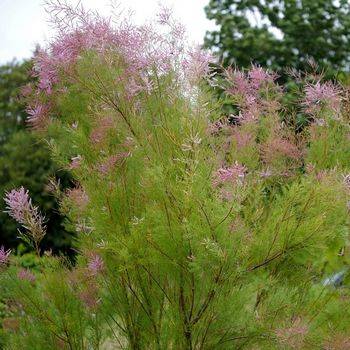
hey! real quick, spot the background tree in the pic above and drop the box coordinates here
[204,0,350,77]
[0,61,31,143]
[0,60,73,255]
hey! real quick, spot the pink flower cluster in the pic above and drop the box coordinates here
[213,162,247,187]
[28,2,213,128]
[248,66,275,89]
[33,16,116,95]
[303,81,341,117]
[25,102,51,130]
[182,46,213,83]
[4,187,31,224]
[262,138,301,163]
[0,246,11,266]
[87,254,104,276]
[4,187,46,246]
[233,130,254,149]
[224,66,279,122]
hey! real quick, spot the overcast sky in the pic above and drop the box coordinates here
[0,0,215,64]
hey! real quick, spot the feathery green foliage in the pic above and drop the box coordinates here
[1,3,350,349]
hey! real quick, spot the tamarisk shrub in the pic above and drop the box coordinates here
[1,2,350,349]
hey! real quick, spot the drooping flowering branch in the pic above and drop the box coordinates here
[4,187,46,254]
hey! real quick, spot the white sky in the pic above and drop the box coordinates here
[0,0,215,64]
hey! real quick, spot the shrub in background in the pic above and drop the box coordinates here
[0,2,350,349]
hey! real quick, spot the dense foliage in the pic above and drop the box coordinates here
[0,60,73,255]
[0,61,31,143]
[1,3,350,349]
[204,0,350,77]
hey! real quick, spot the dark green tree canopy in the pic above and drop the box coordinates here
[205,0,350,76]
[0,60,32,144]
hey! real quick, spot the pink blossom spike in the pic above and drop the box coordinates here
[303,81,341,116]
[233,130,254,149]
[262,138,301,163]
[183,46,213,83]
[0,246,11,266]
[4,187,46,249]
[248,65,276,89]
[87,254,104,275]
[225,69,250,97]
[25,103,51,130]
[4,187,31,224]
[213,162,247,187]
